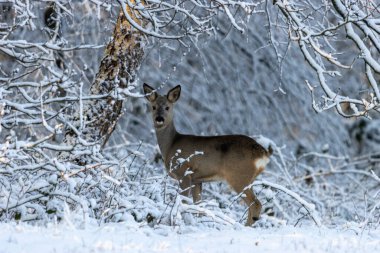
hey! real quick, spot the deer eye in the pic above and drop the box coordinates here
[152,106,156,110]
[165,106,169,111]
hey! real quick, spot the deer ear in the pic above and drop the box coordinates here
[167,85,181,103]
[143,83,157,102]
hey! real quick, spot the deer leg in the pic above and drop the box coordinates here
[179,176,192,203]
[227,177,262,226]
[191,182,202,204]
[242,189,262,226]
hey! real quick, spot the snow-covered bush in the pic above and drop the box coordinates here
[0,0,379,229]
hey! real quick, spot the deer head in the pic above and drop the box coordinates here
[143,83,181,130]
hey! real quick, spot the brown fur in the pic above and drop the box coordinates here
[143,84,272,226]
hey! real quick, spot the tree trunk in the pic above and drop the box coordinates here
[64,4,145,155]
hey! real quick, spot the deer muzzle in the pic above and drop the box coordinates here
[155,116,165,126]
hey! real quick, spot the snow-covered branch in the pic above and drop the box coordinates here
[272,0,380,117]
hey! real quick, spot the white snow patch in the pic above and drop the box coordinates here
[0,222,379,253]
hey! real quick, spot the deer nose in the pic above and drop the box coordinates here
[155,116,165,125]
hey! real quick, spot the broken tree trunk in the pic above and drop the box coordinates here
[63,3,145,156]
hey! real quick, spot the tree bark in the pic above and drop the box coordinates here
[64,3,145,154]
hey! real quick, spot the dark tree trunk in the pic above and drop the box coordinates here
[63,5,145,158]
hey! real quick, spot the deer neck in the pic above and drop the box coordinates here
[155,120,178,160]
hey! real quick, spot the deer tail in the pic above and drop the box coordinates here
[267,145,273,156]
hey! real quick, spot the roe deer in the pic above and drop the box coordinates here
[143,84,272,226]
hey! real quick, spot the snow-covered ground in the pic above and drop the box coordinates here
[1,222,379,253]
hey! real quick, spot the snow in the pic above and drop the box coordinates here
[1,2,380,253]
[0,222,379,253]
